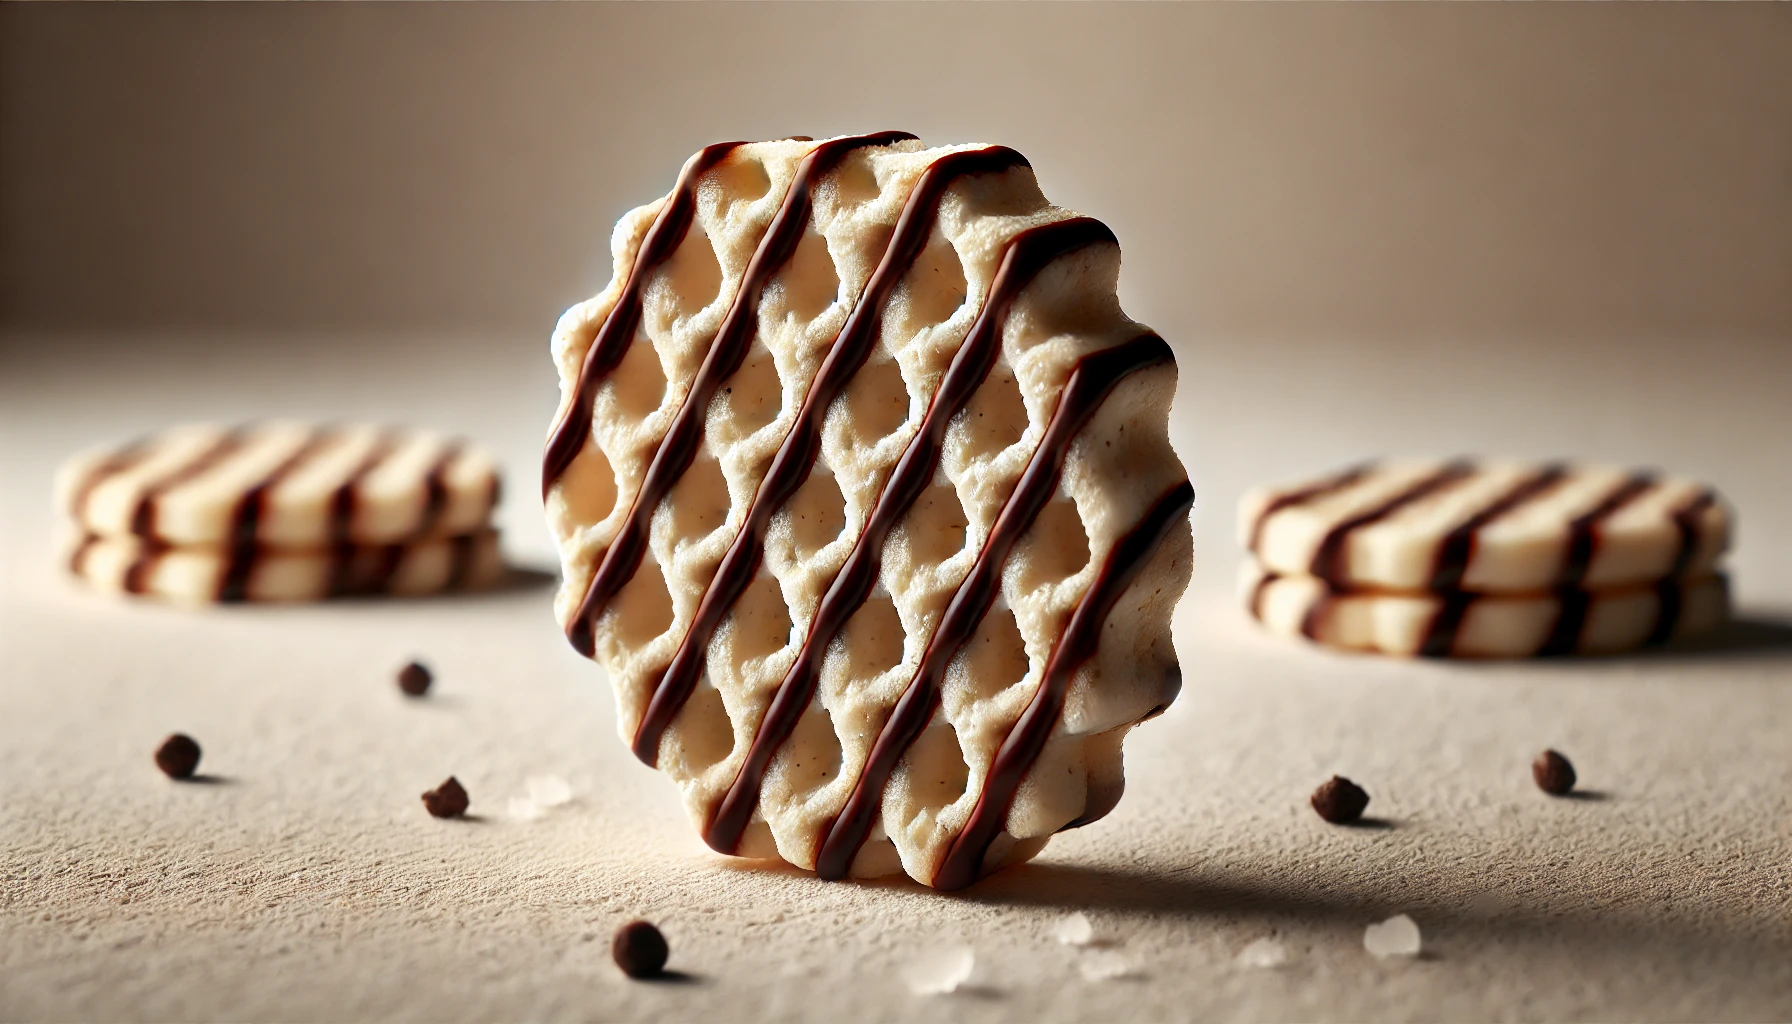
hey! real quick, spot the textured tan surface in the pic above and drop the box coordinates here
[3,331,1791,1022]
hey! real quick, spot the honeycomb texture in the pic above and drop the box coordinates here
[544,135,1191,889]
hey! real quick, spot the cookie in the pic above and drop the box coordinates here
[541,134,1191,889]
[56,422,500,548]
[1240,459,1729,594]
[1241,562,1729,658]
[66,528,503,604]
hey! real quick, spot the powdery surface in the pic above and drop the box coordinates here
[4,334,1792,1021]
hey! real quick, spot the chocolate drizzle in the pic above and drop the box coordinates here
[696,210,1119,849]
[1536,473,1657,656]
[1417,464,1568,657]
[813,332,1177,881]
[633,145,1033,774]
[1307,460,1474,586]
[560,132,918,659]
[541,141,748,500]
[68,438,152,521]
[124,428,252,593]
[217,430,334,603]
[1247,463,1372,554]
[326,432,402,595]
[932,480,1194,891]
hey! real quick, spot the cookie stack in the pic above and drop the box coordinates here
[1239,459,1731,657]
[56,422,504,604]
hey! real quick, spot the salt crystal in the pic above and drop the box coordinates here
[1078,949,1134,982]
[903,945,975,995]
[1363,914,1422,959]
[1052,911,1095,946]
[1235,937,1288,969]
[507,796,544,821]
[527,775,574,808]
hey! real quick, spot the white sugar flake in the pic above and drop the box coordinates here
[1363,914,1422,959]
[1078,949,1135,982]
[527,775,574,808]
[904,945,975,995]
[1235,936,1288,969]
[1052,911,1095,946]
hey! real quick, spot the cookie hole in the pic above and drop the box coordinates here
[954,605,1030,702]
[838,592,905,680]
[839,356,909,446]
[712,343,783,442]
[766,702,845,798]
[610,560,674,649]
[666,452,730,545]
[900,481,968,567]
[900,235,968,327]
[607,340,667,421]
[558,442,618,525]
[1014,497,1090,590]
[660,223,723,321]
[710,155,772,210]
[832,158,882,209]
[953,365,1027,461]
[773,228,840,323]
[722,571,793,666]
[898,717,970,817]
[667,680,734,773]
[782,465,847,557]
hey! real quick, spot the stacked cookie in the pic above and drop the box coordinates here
[56,422,504,604]
[1239,459,1731,657]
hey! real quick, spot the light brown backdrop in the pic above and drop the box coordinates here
[3,1,1789,340]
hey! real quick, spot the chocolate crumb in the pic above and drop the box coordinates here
[1532,749,1577,795]
[154,733,201,779]
[1310,775,1369,824]
[422,776,469,818]
[612,920,669,979]
[396,661,433,697]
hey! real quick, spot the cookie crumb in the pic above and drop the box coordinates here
[1310,775,1369,824]
[903,944,974,995]
[612,920,669,979]
[1052,911,1095,946]
[396,661,433,697]
[1532,749,1576,795]
[154,734,201,779]
[422,777,469,818]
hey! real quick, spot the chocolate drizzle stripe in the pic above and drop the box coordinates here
[1247,463,1373,554]
[128,427,255,539]
[1416,464,1569,657]
[1307,460,1475,585]
[68,534,99,575]
[701,207,1120,850]
[445,534,477,591]
[123,427,255,593]
[1666,489,1716,577]
[1298,590,1335,642]
[561,131,918,658]
[417,439,467,535]
[641,145,1033,776]
[69,438,153,521]
[813,332,1176,881]
[217,430,334,603]
[933,480,1194,891]
[541,141,747,500]
[1537,473,1657,656]
[1645,577,1688,646]
[327,431,402,596]
[1247,570,1277,621]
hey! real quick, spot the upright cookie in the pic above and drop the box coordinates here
[1240,459,1729,594]
[543,134,1191,889]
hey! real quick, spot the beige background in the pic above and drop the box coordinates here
[4,4,1792,1022]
